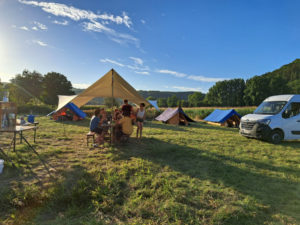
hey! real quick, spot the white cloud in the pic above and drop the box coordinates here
[73,83,91,89]
[32,26,38,30]
[100,58,124,67]
[127,64,149,71]
[135,71,149,75]
[187,75,227,82]
[100,58,150,74]
[19,0,132,27]
[141,19,146,24]
[129,57,143,65]
[33,40,48,47]
[172,86,203,92]
[20,26,29,31]
[157,68,228,82]
[83,20,139,47]
[19,0,138,47]
[33,21,47,30]
[157,69,187,78]
[53,20,69,25]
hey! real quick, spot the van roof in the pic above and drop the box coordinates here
[264,95,300,102]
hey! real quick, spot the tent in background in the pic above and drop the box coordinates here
[148,100,160,111]
[52,102,86,121]
[203,109,241,127]
[155,107,194,125]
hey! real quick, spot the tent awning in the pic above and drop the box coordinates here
[55,69,151,112]
[72,69,150,108]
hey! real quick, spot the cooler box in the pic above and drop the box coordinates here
[28,115,35,123]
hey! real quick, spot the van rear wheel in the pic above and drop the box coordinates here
[269,130,283,144]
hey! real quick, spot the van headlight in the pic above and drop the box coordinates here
[258,119,271,125]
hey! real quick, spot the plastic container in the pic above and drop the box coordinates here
[0,159,4,174]
[28,115,35,123]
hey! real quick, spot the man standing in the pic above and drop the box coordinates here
[121,99,133,116]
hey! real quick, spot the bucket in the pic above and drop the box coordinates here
[0,159,4,174]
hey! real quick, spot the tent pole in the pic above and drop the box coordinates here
[110,69,114,144]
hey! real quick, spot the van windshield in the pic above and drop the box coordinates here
[254,101,287,115]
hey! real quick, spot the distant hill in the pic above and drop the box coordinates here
[261,58,300,93]
[242,58,300,105]
[138,91,194,100]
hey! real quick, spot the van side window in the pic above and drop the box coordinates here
[282,102,300,119]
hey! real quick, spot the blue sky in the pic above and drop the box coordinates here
[0,0,299,93]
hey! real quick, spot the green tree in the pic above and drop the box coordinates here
[146,96,156,101]
[243,76,271,106]
[157,98,167,107]
[188,92,205,107]
[167,95,178,107]
[205,79,245,106]
[9,70,44,104]
[42,72,74,105]
[288,80,300,93]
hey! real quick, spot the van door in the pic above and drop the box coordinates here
[281,102,300,139]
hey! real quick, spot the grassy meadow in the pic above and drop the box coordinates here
[0,115,300,224]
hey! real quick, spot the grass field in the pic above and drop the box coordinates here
[1,116,300,224]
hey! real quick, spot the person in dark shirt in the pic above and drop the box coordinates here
[121,99,133,116]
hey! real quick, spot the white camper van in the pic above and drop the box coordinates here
[240,95,300,144]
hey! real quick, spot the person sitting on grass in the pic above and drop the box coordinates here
[116,110,133,142]
[136,103,146,139]
[90,109,105,146]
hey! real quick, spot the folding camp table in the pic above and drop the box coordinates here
[0,125,52,177]
[0,125,37,152]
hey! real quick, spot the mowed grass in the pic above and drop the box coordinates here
[0,117,300,224]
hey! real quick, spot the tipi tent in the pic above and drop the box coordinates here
[55,69,149,112]
[203,109,241,127]
[155,107,194,125]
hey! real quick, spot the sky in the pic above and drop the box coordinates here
[0,0,299,93]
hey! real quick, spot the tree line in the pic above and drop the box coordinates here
[1,59,299,108]
[0,70,74,106]
[154,59,300,107]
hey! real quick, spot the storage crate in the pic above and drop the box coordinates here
[0,102,17,131]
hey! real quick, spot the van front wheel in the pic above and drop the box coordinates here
[269,130,283,144]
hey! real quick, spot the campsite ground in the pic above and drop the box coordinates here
[0,117,300,225]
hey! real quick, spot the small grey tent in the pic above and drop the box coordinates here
[155,107,194,125]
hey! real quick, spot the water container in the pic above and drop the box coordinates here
[28,115,35,123]
[0,159,4,174]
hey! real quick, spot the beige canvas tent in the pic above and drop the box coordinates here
[55,69,149,112]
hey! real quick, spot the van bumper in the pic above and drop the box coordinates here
[240,123,272,140]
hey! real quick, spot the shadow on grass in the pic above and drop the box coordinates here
[144,122,188,132]
[33,165,99,224]
[53,119,90,128]
[114,137,300,224]
[194,122,240,133]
